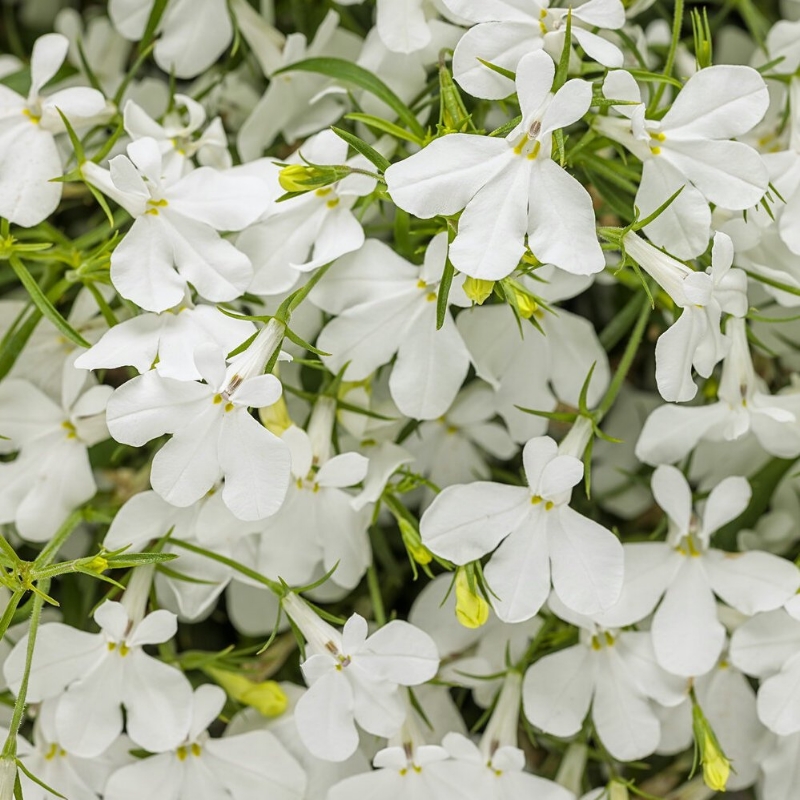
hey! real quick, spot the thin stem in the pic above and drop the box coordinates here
[648,0,685,115]
[367,565,387,626]
[2,582,48,759]
[596,291,652,422]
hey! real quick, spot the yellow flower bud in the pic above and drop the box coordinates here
[609,782,629,800]
[277,163,352,193]
[278,165,317,192]
[692,699,730,793]
[701,732,730,792]
[463,277,494,305]
[399,519,432,565]
[86,555,109,574]
[259,393,293,436]
[455,568,489,629]
[208,668,288,717]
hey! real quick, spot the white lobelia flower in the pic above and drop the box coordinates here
[337,0,460,55]
[385,50,605,282]
[3,600,193,758]
[420,435,624,622]
[0,356,112,541]
[1,287,111,400]
[622,231,748,403]
[442,0,626,99]
[109,0,233,78]
[254,402,372,592]
[74,298,255,382]
[103,683,307,800]
[17,696,132,800]
[455,298,610,444]
[443,672,578,800]
[237,129,377,296]
[0,32,107,226]
[281,593,440,762]
[54,8,131,97]
[225,683,371,800]
[236,9,361,160]
[522,595,686,762]
[759,730,800,800]
[636,317,800,465]
[103,489,256,622]
[602,466,800,678]
[122,94,232,178]
[311,234,472,420]
[81,136,270,313]
[597,67,769,258]
[404,381,518,496]
[730,596,800,736]
[106,323,291,521]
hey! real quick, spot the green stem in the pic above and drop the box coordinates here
[33,509,85,570]
[596,291,652,421]
[648,0,685,114]
[169,539,283,595]
[2,582,48,759]
[366,565,387,626]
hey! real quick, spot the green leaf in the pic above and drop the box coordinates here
[553,9,572,92]
[169,539,283,595]
[15,760,66,800]
[331,125,392,171]
[436,257,455,330]
[0,304,40,381]
[344,114,422,146]
[714,457,799,550]
[7,256,90,348]
[475,58,516,83]
[273,58,425,138]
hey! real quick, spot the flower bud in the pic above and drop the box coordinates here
[455,567,489,629]
[399,518,432,565]
[278,163,351,193]
[207,668,288,717]
[86,555,109,574]
[463,277,494,305]
[692,701,730,792]
[507,284,539,319]
[259,391,293,436]
[609,782,630,800]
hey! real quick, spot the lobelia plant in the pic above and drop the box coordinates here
[4,2,800,799]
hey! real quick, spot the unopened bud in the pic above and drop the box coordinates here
[399,519,432,565]
[455,568,489,629]
[278,163,351,193]
[609,782,630,800]
[507,285,538,319]
[207,668,288,717]
[463,277,494,305]
[259,392,293,436]
[692,701,730,792]
[86,555,109,574]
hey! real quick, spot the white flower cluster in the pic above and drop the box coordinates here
[3,1,800,799]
